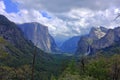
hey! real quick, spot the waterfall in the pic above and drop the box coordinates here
[85,45,91,56]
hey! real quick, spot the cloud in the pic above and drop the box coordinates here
[12,0,120,13]
[0,1,70,40]
[0,1,5,12]
[1,0,120,42]
[56,7,120,36]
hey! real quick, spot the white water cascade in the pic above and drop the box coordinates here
[85,45,91,56]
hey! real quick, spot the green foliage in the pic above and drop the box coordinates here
[15,65,31,80]
[58,59,81,80]
[0,40,71,80]
[0,37,6,44]
[58,54,120,80]
[58,74,81,80]
[1,34,120,80]
[51,74,56,80]
[81,76,97,80]
[66,59,78,74]
[86,57,110,80]
[0,66,16,80]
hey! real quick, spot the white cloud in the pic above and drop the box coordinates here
[1,0,120,42]
[12,0,120,13]
[0,1,5,9]
[55,7,120,37]
[0,1,70,40]
[0,1,6,13]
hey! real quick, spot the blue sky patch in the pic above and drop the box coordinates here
[4,0,19,13]
[40,11,52,19]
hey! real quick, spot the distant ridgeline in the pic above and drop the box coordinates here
[60,36,81,54]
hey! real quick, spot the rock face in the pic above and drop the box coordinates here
[60,36,80,53]
[0,15,31,51]
[0,15,55,78]
[0,14,51,58]
[91,27,120,53]
[76,26,108,55]
[18,23,59,52]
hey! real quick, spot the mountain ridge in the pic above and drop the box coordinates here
[60,36,80,53]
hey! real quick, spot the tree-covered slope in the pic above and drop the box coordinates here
[0,15,68,80]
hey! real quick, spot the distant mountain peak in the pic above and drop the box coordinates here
[90,26,108,39]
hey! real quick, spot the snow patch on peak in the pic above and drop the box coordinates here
[94,27,106,39]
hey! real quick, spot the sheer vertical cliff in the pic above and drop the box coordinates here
[18,23,59,52]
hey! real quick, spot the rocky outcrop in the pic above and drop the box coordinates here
[0,15,31,52]
[76,26,108,55]
[91,27,120,53]
[0,15,47,56]
[0,15,55,77]
[18,23,59,52]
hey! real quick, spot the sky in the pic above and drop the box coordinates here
[1,0,120,42]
